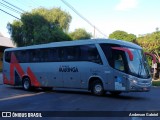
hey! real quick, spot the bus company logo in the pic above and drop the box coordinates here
[2,112,11,117]
[59,66,79,72]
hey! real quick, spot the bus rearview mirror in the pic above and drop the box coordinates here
[144,52,157,64]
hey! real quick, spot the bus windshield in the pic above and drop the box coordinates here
[126,48,150,78]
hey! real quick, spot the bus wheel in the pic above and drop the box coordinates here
[91,80,105,96]
[22,77,31,91]
[110,91,121,96]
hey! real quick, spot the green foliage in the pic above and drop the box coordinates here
[69,28,92,40]
[32,8,72,32]
[137,31,160,63]
[152,80,160,86]
[137,32,160,53]
[137,31,160,80]
[109,30,136,42]
[10,20,24,46]
[9,7,72,47]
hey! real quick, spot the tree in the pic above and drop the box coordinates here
[137,31,160,62]
[8,8,72,47]
[31,8,72,32]
[137,31,160,79]
[10,20,24,46]
[69,28,92,40]
[109,30,136,42]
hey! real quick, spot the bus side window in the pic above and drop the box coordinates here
[49,48,60,62]
[80,45,102,64]
[42,49,50,62]
[62,46,80,61]
[5,51,11,63]
[63,47,74,61]
[20,51,27,63]
[16,50,29,63]
[88,46,102,64]
[28,49,38,62]
[100,44,113,66]
[33,50,39,62]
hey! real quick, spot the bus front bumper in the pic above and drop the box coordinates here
[129,80,151,92]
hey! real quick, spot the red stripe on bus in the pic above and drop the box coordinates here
[27,67,40,87]
[4,52,40,87]
[112,47,133,61]
[9,53,25,85]
[3,73,12,85]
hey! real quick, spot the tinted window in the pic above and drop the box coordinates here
[27,48,61,62]
[62,46,80,61]
[57,45,102,64]
[5,51,11,63]
[14,50,28,63]
[6,44,102,64]
[29,49,39,62]
[80,45,102,64]
[100,44,127,72]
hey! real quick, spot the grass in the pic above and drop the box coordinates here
[152,80,160,86]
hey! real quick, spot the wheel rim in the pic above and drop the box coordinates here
[24,79,30,90]
[94,84,102,94]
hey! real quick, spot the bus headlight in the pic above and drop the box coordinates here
[132,80,138,84]
[129,78,138,85]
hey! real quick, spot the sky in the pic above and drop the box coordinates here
[0,0,160,38]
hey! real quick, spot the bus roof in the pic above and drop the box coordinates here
[4,39,142,51]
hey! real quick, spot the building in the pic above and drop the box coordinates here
[0,32,15,71]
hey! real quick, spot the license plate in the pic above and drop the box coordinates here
[143,88,148,91]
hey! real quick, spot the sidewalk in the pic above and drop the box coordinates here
[0,73,2,85]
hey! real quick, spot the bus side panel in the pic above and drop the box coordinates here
[26,63,63,88]
[3,52,24,85]
[60,62,81,89]
[80,62,107,89]
[3,61,12,85]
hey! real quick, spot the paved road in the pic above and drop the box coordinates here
[0,74,160,120]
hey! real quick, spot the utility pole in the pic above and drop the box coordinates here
[94,26,95,38]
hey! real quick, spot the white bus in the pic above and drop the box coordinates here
[3,39,152,95]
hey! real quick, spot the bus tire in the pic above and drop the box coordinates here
[22,77,32,91]
[91,80,105,96]
[110,91,121,96]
